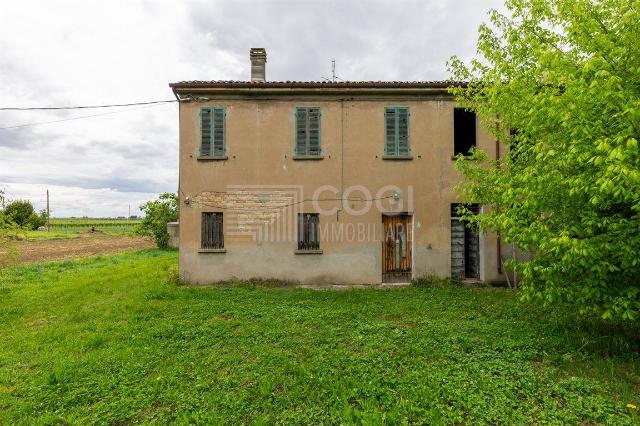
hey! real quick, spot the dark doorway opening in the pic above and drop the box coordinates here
[450,204,479,279]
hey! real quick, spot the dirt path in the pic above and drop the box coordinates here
[7,233,155,264]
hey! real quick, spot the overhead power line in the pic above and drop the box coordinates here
[0,103,174,131]
[0,99,177,111]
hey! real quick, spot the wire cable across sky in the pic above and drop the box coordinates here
[0,99,177,111]
[0,102,176,131]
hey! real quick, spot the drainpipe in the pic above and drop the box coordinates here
[512,242,517,288]
[338,99,345,221]
[495,127,503,274]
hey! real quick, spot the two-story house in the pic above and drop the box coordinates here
[170,48,507,285]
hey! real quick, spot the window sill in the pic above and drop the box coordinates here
[294,249,323,255]
[197,155,228,161]
[198,248,226,253]
[383,155,413,161]
[292,154,324,160]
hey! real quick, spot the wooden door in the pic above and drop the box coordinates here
[382,214,412,283]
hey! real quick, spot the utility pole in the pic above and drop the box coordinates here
[46,189,50,231]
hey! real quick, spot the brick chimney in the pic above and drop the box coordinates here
[250,48,267,82]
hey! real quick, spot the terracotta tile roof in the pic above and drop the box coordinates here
[169,80,467,89]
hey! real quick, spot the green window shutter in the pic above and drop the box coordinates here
[307,108,321,155]
[200,107,225,157]
[295,107,321,156]
[295,108,308,155]
[200,108,213,157]
[384,108,397,155]
[212,107,225,156]
[384,107,410,156]
[397,107,409,156]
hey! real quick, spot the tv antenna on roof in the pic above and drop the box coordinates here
[321,58,343,82]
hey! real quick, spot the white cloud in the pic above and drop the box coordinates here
[0,0,504,216]
[1,182,154,217]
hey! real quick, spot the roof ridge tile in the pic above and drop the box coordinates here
[169,80,467,89]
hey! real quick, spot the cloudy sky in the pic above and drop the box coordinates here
[0,0,503,217]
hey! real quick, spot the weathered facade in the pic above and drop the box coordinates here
[171,49,508,285]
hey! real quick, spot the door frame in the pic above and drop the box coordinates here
[450,203,481,280]
[381,212,413,283]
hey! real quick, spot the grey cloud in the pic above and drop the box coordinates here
[0,173,173,194]
[1,0,501,216]
[0,127,40,149]
[185,0,500,82]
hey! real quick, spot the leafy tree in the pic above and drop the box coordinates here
[4,200,45,230]
[0,212,15,229]
[448,0,640,320]
[138,193,178,248]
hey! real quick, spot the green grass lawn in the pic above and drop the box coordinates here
[0,250,638,424]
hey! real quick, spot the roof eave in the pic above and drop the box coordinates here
[170,85,463,97]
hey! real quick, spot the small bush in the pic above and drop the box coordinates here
[137,193,178,249]
[412,274,463,289]
[164,264,180,286]
[26,211,46,230]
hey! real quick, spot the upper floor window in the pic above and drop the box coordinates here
[453,108,476,156]
[384,107,410,158]
[200,107,226,158]
[295,107,321,158]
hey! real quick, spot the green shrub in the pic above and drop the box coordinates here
[164,264,180,286]
[0,212,15,229]
[4,200,34,228]
[3,201,47,231]
[26,210,47,230]
[137,193,178,248]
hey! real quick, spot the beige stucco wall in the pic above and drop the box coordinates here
[177,92,508,285]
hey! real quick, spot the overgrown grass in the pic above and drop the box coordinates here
[0,250,638,424]
[411,273,466,288]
